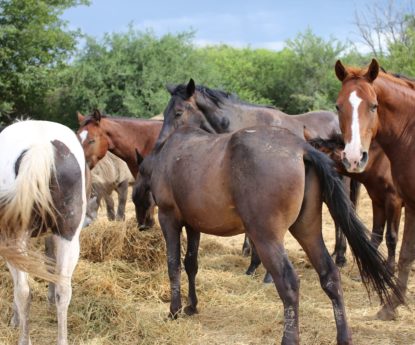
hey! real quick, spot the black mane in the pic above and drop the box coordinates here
[171,83,276,110]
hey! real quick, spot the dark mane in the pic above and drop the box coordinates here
[171,83,277,110]
[307,132,345,151]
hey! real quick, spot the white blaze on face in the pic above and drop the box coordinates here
[79,130,88,144]
[344,91,362,166]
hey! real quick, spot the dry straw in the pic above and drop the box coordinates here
[0,192,414,345]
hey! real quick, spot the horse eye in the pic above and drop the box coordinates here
[88,139,95,144]
[370,104,378,112]
[175,111,183,118]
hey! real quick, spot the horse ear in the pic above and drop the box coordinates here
[166,84,175,95]
[77,111,85,124]
[335,60,348,82]
[92,109,102,122]
[186,79,196,98]
[364,58,380,83]
[135,148,144,166]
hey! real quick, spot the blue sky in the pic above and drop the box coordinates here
[61,0,398,51]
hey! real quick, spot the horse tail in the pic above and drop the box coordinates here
[0,141,57,242]
[303,144,403,306]
[0,245,59,283]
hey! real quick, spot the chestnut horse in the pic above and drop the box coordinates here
[309,134,403,272]
[335,59,415,320]
[135,84,402,344]
[77,110,162,229]
[0,120,88,345]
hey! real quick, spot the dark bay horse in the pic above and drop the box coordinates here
[136,89,402,344]
[0,120,88,345]
[77,110,162,229]
[309,134,403,273]
[162,80,356,279]
[335,59,415,320]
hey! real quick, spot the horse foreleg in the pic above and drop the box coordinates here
[370,202,386,249]
[332,221,347,268]
[184,225,200,316]
[159,212,182,318]
[54,234,80,345]
[384,196,402,274]
[103,192,115,221]
[242,234,251,256]
[7,263,32,345]
[115,180,129,221]
[377,206,415,321]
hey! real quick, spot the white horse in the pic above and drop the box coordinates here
[0,120,88,345]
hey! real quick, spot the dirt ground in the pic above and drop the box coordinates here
[0,187,414,345]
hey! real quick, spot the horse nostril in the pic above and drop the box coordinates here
[361,151,368,165]
[341,156,351,169]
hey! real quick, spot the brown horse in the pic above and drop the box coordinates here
[77,109,162,229]
[0,120,89,345]
[161,80,357,280]
[335,59,415,320]
[135,83,402,344]
[309,134,403,272]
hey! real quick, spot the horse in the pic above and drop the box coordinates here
[85,151,134,226]
[334,58,415,321]
[77,109,161,229]
[161,79,358,280]
[0,120,88,345]
[135,84,402,345]
[308,134,403,273]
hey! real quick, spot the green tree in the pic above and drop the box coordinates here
[0,0,88,123]
[51,29,219,127]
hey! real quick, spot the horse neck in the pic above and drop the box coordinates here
[205,100,286,132]
[100,118,160,176]
[373,77,415,157]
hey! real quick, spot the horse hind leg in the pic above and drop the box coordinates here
[183,225,200,315]
[52,233,80,345]
[7,263,32,345]
[249,236,300,345]
[45,235,56,305]
[384,196,402,274]
[115,179,129,221]
[377,206,415,321]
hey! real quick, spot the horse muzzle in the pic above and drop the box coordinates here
[341,149,368,173]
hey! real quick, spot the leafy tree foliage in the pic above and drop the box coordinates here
[0,0,88,123]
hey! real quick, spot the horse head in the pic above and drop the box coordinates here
[156,79,216,147]
[77,109,111,169]
[335,59,380,173]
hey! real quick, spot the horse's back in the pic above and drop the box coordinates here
[228,126,306,229]
[0,120,87,239]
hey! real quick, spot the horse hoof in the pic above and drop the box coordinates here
[139,225,151,231]
[184,305,198,316]
[263,273,273,284]
[376,306,398,321]
[334,257,347,268]
[245,268,255,276]
[168,310,181,320]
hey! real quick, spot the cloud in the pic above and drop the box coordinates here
[133,11,285,49]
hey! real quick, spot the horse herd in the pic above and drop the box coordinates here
[0,59,413,345]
